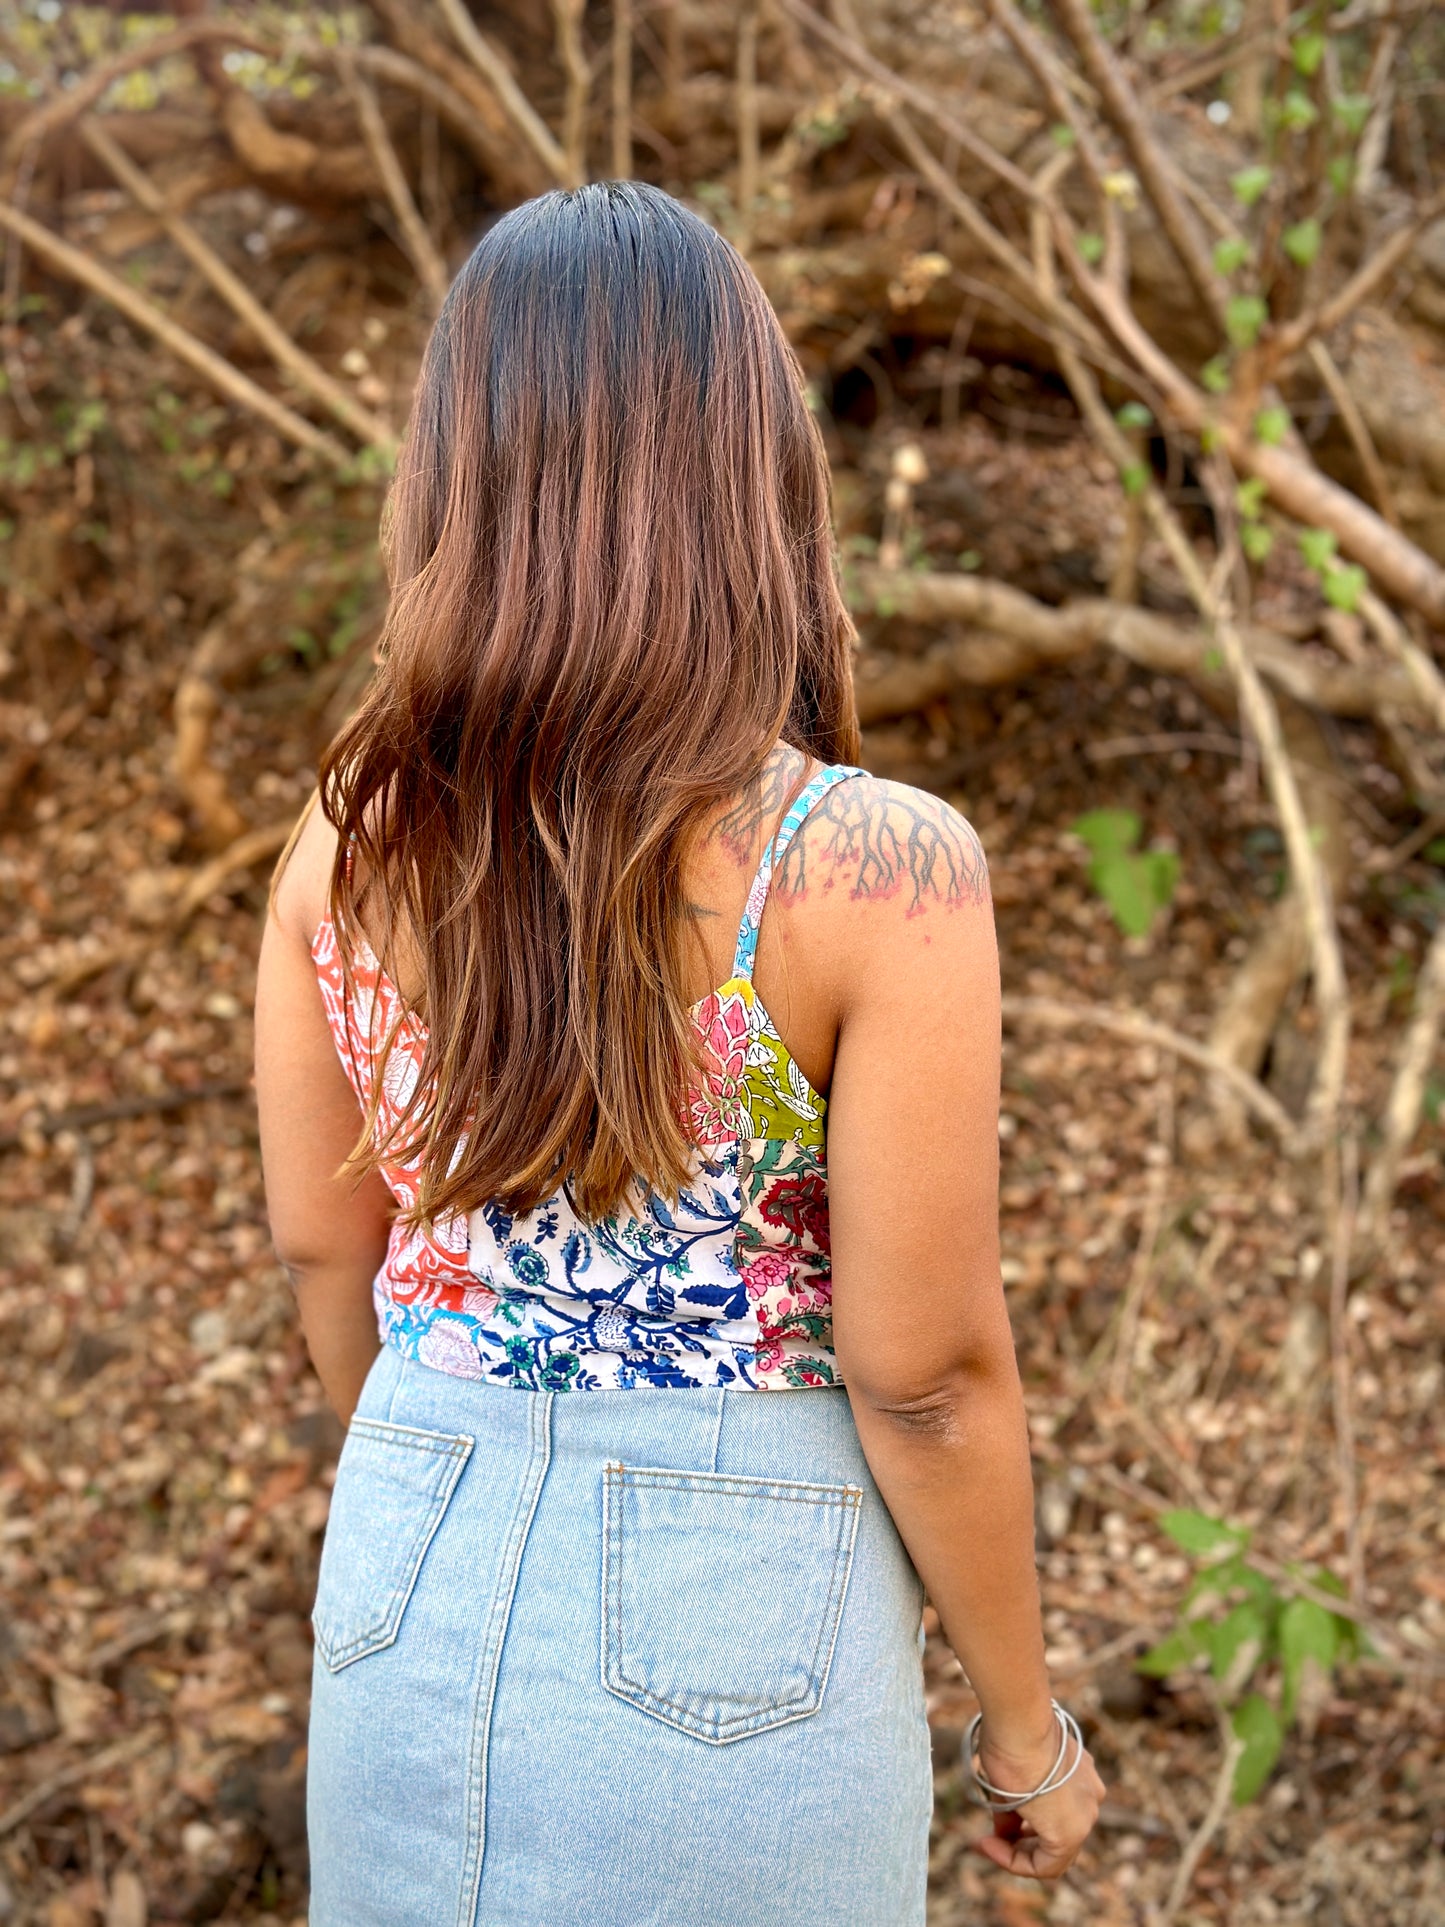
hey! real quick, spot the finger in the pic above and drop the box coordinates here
[971,1833,1074,1881]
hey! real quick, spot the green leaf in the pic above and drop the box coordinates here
[957,548,982,572]
[1121,461,1150,499]
[1424,839,1445,866]
[1144,848,1181,909]
[1077,231,1105,265]
[1231,165,1272,207]
[1050,121,1076,148]
[1116,400,1154,430]
[1098,856,1163,937]
[1205,1601,1269,1692]
[1232,1693,1284,1802]
[1280,89,1319,132]
[1283,218,1322,267]
[1226,294,1268,349]
[1298,527,1339,572]
[1136,1625,1208,1677]
[1213,235,1251,277]
[1161,1508,1251,1557]
[1203,645,1225,673]
[1327,155,1355,197]
[1201,356,1231,396]
[1236,478,1268,518]
[1184,1552,1247,1608]
[1322,561,1366,612]
[1333,93,1372,139]
[1279,1597,1340,1722]
[1200,422,1221,454]
[1254,406,1291,446]
[1072,808,1140,861]
[1292,30,1326,76]
[1242,522,1275,563]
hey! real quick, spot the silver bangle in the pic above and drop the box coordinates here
[962,1700,1084,1812]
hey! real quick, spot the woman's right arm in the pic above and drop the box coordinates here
[821,780,1104,1880]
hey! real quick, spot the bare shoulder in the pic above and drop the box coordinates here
[270,791,340,944]
[778,774,990,922]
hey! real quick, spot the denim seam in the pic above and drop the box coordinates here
[600,1463,863,1744]
[618,1481,859,1508]
[458,1390,552,1927]
[315,1427,474,1671]
[348,1419,472,1457]
[611,1465,863,1504]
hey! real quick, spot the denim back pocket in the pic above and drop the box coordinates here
[312,1418,473,1673]
[601,1463,862,1745]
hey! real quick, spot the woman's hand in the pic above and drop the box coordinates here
[971,1726,1107,1880]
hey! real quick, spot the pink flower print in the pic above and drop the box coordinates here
[740,1249,793,1303]
[688,988,753,1143]
[695,989,750,1081]
[755,1339,783,1375]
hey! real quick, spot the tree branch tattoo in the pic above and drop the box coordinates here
[777,778,990,912]
[707,745,808,864]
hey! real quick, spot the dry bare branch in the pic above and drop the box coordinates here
[612,0,634,180]
[1309,338,1400,530]
[552,0,592,184]
[1359,922,1445,1254]
[1026,192,1351,1144]
[1328,1132,1365,1610]
[0,198,349,469]
[307,28,545,190]
[735,4,760,251]
[849,566,1427,726]
[1275,187,1445,362]
[434,0,577,188]
[337,50,451,315]
[0,21,268,174]
[778,0,1037,200]
[80,120,394,449]
[1047,0,1229,329]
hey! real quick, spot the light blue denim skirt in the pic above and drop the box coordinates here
[307,1345,932,1925]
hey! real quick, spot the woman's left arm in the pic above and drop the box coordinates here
[254,807,392,1423]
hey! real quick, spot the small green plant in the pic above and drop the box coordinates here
[1071,809,1180,937]
[1137,1509,1363,1803]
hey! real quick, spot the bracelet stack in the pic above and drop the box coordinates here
[962,1700,1084,1813]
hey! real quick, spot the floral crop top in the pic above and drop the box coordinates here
[312,763,865,1391]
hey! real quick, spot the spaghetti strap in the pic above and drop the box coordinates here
[730,762,866,982]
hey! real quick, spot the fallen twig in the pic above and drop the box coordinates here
[0,1081,249,1156]
[1157,1715,1243,1927]
[999,995,1295,1144]
[0,1727,166,1838]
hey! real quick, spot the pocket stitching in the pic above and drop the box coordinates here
[314,1424,474,1672]
[601,1462,863,1742]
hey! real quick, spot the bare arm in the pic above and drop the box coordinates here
[817,779,1103,1879]
[254,801,390,1423]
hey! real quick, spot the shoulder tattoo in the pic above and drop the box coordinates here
[777,780,990,912]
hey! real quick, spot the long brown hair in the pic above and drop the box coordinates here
[320,181,858,1223]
